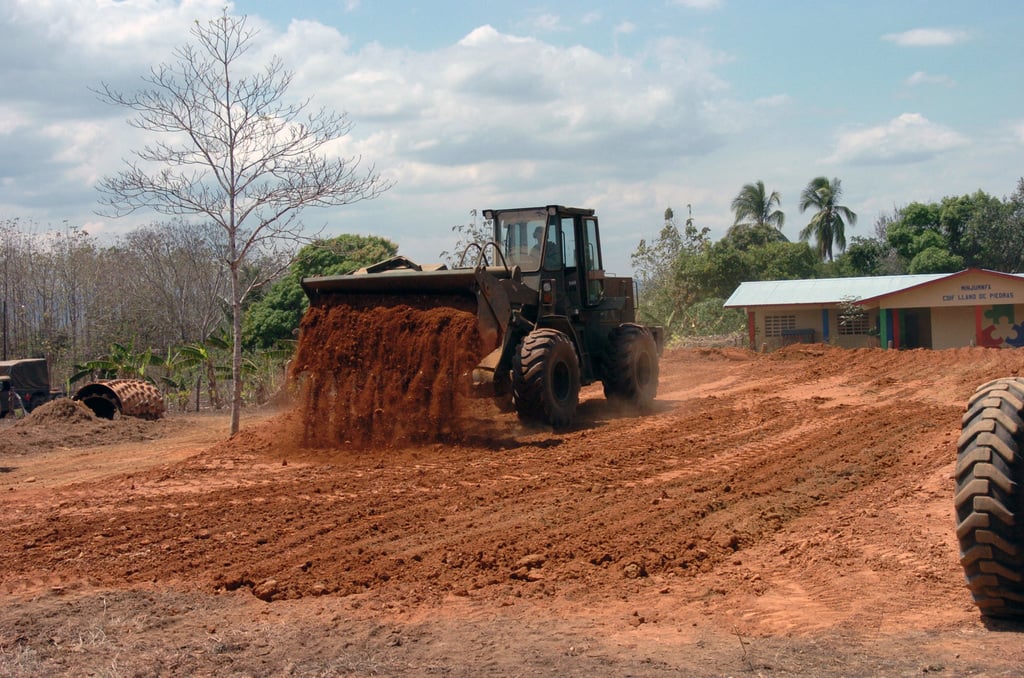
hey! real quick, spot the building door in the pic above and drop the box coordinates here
[900,309,932,349]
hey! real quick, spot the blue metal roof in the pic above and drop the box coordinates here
[724,273,949,308]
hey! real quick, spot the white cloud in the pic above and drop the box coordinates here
[7,0,226,57]
[671,0,722,9]
[752,94,791,108]
[882,28,970,47]
[259,22,744,268]
[1013,121,1024,145]
[0,4,747,272]
[528,13,563,33]
[614,21,636,36]
[42,120,110,185]
[282,23,734,179]
[456,24,531,48]
[826,113,968,165]
[905,71,955,88]
[0,106,30,134]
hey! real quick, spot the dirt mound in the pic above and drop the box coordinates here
[290,294,484,448]
[15,397,96,426]
[2,397,167,456]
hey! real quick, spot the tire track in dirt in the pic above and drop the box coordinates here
[1,346,1022,623]
[6,345,1024,675]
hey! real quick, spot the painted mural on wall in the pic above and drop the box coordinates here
[979,305,1024,347]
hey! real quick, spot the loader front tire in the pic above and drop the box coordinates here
[513,328,580,428]
[603,324,659,410]
[955,377,1024,618]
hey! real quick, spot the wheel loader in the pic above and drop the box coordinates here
[300,205,664,428]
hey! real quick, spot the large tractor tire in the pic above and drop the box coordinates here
[603,323,659,410]
[955,377,1024,617]
[512,328,580,428]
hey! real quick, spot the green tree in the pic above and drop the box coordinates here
[887,220,944,261]
[243,234,397,349]
[95,11,391,435]
[897,201,941,231]
[632,206,709,331]
[882,200,972,274]
[731,180,785,230]
[727,181,787,252]
[677,298,746,337]
[676,240,750,303]
[632,208,684,329]
[937,192,1000,265]
[743,241,819,281]
[959,187,1019,271]
[837,236,890,276]
[170,331,231,410]
[241,342,295,405]
[676,237,820,308]
[884,202,942,263]
[799,176,857,261]
[908,247,965,274]
[723,223,789,251]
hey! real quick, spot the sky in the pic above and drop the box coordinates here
[1,0,1022,275]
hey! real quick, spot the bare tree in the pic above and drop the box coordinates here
[118,221,231,345]
[439,210,493,267]
[95,11,391,435]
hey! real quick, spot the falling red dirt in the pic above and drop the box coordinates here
[290,294,484,449]
[1,344,1024,675]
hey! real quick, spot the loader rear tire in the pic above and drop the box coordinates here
[603,324,659,410]
[955,377,1024,618]
[512,328,580,428]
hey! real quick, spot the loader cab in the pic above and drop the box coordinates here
[487,205,604,310]
[490,207,551,274]
[580,214,605,306]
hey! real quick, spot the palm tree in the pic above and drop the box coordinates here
[729,181,787,250]
[731,180,785,229]
[799,176,857,261]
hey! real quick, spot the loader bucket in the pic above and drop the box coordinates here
[301,267,481,299]
[300,262,523,350]
[292,259,528,447]
[292,285,482,448]
[300,268,487,349]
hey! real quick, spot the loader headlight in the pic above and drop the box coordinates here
[541,279,554,305]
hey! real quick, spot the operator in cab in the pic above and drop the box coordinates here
[530,225,561,270]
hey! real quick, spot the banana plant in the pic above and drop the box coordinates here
[70,341,165,385]
[173,330,231,410]
[241,340,295,405]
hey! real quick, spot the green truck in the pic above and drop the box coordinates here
[0,358,62,417]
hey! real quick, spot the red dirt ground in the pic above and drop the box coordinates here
[1,345,1024,675]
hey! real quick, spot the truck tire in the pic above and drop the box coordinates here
[512,328,580,428]
[956,377,1024,618]
[603,324,659,410]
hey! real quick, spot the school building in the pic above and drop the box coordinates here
[723,268,1024,351]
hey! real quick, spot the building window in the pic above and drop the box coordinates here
[765,314,796,337]
[838,313,871,335]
